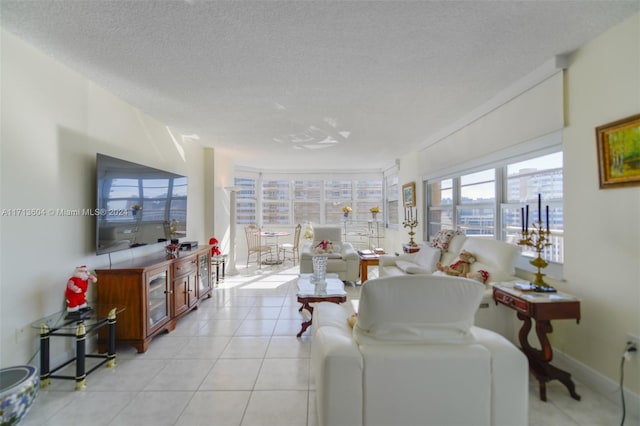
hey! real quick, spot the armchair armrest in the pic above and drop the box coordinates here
[341,242,359,260]
[312,326,363,426]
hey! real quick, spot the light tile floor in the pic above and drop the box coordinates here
[20,265,635,426]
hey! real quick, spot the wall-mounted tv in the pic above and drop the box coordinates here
[96,153,188,255]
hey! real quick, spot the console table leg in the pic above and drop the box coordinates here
[75,323,87,391]
[516,313,580,401]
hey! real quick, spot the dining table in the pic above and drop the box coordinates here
[260,231,290,265]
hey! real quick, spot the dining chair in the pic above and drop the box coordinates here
[279,223,302,266]
[244,224,272,268]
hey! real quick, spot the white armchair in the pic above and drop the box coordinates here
[300,225,360,283]
[312,275,529,426]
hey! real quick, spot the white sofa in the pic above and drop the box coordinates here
[379,234,520,339]
[300,226,360,283]
[311,275,529,426]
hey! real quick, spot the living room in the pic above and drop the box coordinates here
[1,2,638,425]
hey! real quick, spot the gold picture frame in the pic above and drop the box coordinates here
[596,113,640,189]
[402,182,416,207]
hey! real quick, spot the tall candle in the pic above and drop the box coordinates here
[546,205,550,232]
[521,207,524,233]
[525,205,529,232]
[538,193,541,223]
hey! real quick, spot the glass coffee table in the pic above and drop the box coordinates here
[296,273,347,337]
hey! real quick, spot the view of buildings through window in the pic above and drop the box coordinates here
[234,176,385,226]
[427,151,564,263]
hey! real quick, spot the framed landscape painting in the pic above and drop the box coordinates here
[596,113,640,189]
[402,182,416,207]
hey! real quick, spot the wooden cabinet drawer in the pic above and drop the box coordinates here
[494,290,530,315]
[173,256,197,277]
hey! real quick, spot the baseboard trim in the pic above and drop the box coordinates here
[553,348,640,422]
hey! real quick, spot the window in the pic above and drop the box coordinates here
[503,152,564,263]
[458,169,495,236]
[427,178,454,237]
[293,180,321,225]
[235,177,257,225]
[385,175,399,227]
[325,180,352,224]
[354,180,383,221]
[427,150,564,263]
[262,180,290,225]
[234,174,385,227]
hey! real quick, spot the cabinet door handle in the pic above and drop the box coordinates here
[165,290,173,294]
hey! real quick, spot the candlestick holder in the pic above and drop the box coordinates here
[402,218,419,247]
[518,220,553,288]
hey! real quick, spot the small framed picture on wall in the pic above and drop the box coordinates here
[402,182,416,207]
[596,113,640,189]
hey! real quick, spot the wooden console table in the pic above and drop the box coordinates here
[357,250,385,283]
[493,283,581,402]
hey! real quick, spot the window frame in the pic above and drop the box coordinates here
[426,149,564,274]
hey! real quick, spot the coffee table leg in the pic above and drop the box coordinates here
[297,301,314,337]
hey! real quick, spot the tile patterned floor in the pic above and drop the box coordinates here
[20,265,635,426]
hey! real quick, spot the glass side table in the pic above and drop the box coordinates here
[30,305,124,390]
[211,254,228,286]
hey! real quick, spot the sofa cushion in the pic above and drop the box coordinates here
[312,225,342,243]
[461,238,519,282]
[448,234,467,255]
[395,260,431,274]
[354,275,485,344]
[412,244,441,271]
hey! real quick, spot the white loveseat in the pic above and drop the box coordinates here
[311,275,529,426]
[300,226,360,283]
[379,234,520,338]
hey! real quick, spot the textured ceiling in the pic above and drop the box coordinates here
[1,1,638,171]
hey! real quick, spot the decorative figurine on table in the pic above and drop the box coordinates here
[210,237,221,257]
[65,265,98,319]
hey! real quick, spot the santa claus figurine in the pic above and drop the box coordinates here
[65,265,97,319]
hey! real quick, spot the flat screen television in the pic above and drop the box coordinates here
[96,153,188,255]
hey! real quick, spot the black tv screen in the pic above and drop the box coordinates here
[96,153,187,255]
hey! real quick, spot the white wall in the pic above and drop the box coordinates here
[561,12,640,394]
[0,30,209,366]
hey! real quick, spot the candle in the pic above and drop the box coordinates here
[521,207,524,233]
[525,205,529,232]
[538,193,541,223]
[546,205,550,232]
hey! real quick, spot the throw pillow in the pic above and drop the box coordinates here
[430,229,465,252]
[412,244,441,272]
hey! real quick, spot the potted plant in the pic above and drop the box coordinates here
[370,206,381,220]
[342,206,352,218]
